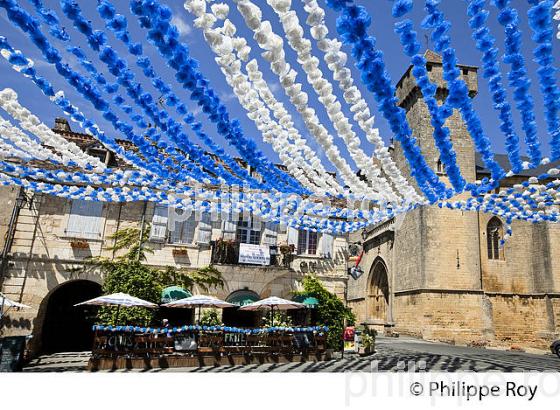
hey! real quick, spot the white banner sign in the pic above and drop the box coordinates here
[238,243,270,265]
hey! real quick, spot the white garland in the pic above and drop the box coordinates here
[232,0,377,199]
[301,0,423,204]
[0,88,106,172]
[185,0,344,197]
[0,116,63,162]
[265,0,401,203]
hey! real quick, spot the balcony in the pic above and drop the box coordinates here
[210,240,295,267]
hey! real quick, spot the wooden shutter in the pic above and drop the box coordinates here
[222,218,237,240]
[262,222,278,246]
[287,227,298,246]
[321,233,334,258]
[197,214,212,245]
[149,205,168,242]
[66,200,103,239]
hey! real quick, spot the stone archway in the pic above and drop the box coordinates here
[368,258,389,322]
[223,289,260,327]
[40,280,102,353]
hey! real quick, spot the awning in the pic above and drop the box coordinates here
[227,291,260,306]
[292,295,319,308]
[161,286,192,303]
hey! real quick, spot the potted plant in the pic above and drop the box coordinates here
[70,239,89,249]
[358,327,376,356]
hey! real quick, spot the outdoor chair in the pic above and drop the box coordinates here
[92,334,110,358]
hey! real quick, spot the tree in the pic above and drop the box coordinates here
[89,224,224,325]
[295,275,355,350]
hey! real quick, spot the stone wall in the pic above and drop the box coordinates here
[0,192,347,354]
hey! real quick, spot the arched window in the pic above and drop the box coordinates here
[487,217,503,260]
[436,158,446,174]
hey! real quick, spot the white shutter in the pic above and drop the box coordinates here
[197,214,212,245]
[321,233,334,258]
[287,227,298,246]
[66,200,103,239]
[149,205,168,242]
[262,222,278,246]
[222,218,237,240]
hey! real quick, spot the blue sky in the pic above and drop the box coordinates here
[0,0,558,176]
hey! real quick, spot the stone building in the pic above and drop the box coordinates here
[347,51,560,350]
[0,119,347,355]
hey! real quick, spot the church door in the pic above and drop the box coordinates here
[368,261,389,321]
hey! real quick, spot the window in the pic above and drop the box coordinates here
[236,215,262,245]
[169,212,197,245]
[149,205,168,242]
[66,200,103,239]
[487,217,503,260]
[297,230,318,255]
[436,158,446,174]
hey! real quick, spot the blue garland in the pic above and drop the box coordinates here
[527,0,560,160]
[423,0,505,186]
[465,0,523,174]
[92,324,329,335]
[491,0,542,166]
[394,14,466,193]
[24,0,69,41]
[60,0,250,187]
[127,0,308,195]
[93,0,276,192]
[326,0,447,203]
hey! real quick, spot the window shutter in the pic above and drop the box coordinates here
[180,215,196,244]
[287,227,298,246]
[149,205,168,242]
[262,222,278,246]
[197,214,212,245]
[321,233,334,258]
[222,219,237,240]
[66,200,103,239]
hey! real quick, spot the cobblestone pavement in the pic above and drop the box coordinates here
[22,336,560,373]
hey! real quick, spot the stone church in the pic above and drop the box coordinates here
[347,51,560,350]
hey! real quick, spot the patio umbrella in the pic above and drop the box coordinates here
[74,292,157,324]
[239,296,305,326]
[161,286,192,303]
[162,295,235,323]
[0,293,30,321]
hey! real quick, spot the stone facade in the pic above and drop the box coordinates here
[348,51,560,350]
[0,124,347,355]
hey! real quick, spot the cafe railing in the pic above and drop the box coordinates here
[91,325,328,358]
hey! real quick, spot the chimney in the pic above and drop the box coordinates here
[53,117,71,132]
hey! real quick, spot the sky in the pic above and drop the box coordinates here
[0,0,559,178]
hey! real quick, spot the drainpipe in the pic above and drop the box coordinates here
[0,187,26,286]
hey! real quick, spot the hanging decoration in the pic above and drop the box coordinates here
[0,0,557,235]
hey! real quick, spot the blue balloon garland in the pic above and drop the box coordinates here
[127,0,309,195]
[465,0,523,174]
[422,0,506,186]
[490,0,542,167]
[393,12,466,193]
[326,0,447,203]
[93,1,279,194]
[527,0,560,160]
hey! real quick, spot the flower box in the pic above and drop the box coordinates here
[70,239,89,249]
[172,248,189,256]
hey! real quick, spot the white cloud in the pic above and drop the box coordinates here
[171,15,192,39]
[269,81,281,93]
[219,92,237,102]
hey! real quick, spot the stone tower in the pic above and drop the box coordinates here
[389,50,487,341]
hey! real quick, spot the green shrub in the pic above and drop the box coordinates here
[295,275,355,350]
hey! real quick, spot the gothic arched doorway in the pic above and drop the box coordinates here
[368,259,389,322]
[41,280,102,353]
